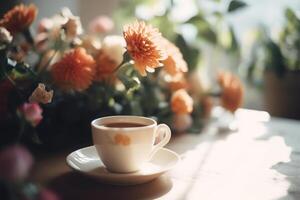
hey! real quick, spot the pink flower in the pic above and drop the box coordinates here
[37,188,60,200]
[19,102,43,127]
[0,145,33,182]
[88,15,114,34]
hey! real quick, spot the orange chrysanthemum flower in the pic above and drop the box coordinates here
[94,50,118,81]
[168,73,189,91]
[218,71,244,113]
[123,21,166,76]
[51,48,95,91]
[0,4,38,35]
[171,89,193,115]
[162,38,188,76]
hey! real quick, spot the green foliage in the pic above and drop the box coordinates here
[245,7,300,80]
[114,0,241,73]
[117,63,141,96]
[263,39,286,76]
[175,34,200,71]
[279,8,300,71]
[186,14,217,44]
[228,0,247,12]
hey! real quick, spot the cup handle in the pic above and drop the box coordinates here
[149,124,171,159]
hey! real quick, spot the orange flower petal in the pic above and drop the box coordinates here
[51,48,95,91]
[0,4,38,34]
[123,21,166,76]
[161,38,188,76]
[218,71,244,112]
[171,89,193,114]
[94,50,118,81]
[168,73,189,91]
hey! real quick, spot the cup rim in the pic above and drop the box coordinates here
[91,115,157,131]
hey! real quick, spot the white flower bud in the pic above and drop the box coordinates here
[64,17,83,40]
[102,35,126,65]
[0,27,13,45]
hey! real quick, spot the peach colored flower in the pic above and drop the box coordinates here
[94,50,118,81]
[161,38,188,76]
[79,35,101,56]
[0,4,38,35]
[89,15,114,34]
[167,73,189,91]
[218,71,243,112]
[114,134,131,146]
[29,83,53,104]
[123,21,166,76]
[51,48,95,91]
[171,89,193,114]
[173,114,192,132]
[19,103,43,127]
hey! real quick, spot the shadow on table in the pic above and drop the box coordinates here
[255,120,300,200]
[48,172,173,200]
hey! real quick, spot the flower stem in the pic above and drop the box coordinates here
[38,50,58,74]
[113,51,132,73]
[207,91,221,97]
[22,29,34,45]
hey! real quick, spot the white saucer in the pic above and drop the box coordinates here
[66,146,180,185]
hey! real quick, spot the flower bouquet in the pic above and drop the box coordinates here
[0,4,243,150]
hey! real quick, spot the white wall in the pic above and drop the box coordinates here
[78,0,120,28]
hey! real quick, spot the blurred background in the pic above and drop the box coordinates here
[1,0,300,119]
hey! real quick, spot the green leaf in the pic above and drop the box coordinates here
[264,39,286,76]
[186,14,205,24]
[186,14,217,44]
[126,76,141,95]
[15,63,29,74]
[117,64,141,95]
[175,34,200,71]
[228,0,247,12]
[218,25,239,51]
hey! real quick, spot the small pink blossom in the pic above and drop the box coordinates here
[19,102,43,127]
[88,15,114,34]
[0,145,33,182]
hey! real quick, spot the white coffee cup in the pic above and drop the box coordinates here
[91,116,171,173]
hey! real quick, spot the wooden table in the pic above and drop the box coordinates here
[31,109,300,200]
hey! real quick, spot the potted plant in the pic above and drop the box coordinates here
[244,8,300,119]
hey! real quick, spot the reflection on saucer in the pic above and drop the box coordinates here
[66,146,180,185]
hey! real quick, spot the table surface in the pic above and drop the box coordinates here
[31,108,300,200]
